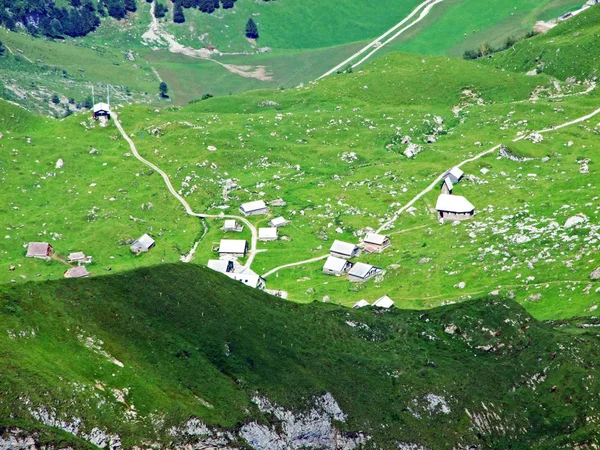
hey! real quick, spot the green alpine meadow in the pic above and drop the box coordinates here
[0,0,599,448]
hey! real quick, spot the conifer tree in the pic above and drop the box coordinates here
[245,17,258,39]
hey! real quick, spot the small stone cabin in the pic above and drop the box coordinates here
[130,234,155,254]
[435,194,475,221]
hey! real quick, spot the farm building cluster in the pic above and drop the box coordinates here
[208,200,290,291]
[22,233,156,280]
[322,232,390,283]
[25,242,92,279]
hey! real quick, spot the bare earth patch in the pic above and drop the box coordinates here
[212,62,273,81]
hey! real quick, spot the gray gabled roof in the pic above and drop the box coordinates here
[26,242,51,257]
[373,295,394,308]
[219,239,247,254]
[435,194,475,213]
[65,266,90,278]
[92,102,110,113]
[323,256,350,273]
[133,234,155,250]
[353,300,370,308]
[330,240,358,256]
[364,233,388,246]
[348,262,379,279]
[443,177,454,191]
[207,259,233,273]
[240,200,267,213]
[258,228,278,240]
[448,167,464,181]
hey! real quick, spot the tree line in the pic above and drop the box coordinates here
[158,0,239,24]
[0,0,137,38]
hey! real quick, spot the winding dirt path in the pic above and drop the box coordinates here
[112,113,259,269]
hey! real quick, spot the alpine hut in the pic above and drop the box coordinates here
[435,194,475,221]
[26,242,53,259]
[329,240,359,259]
[130,234,155,254]
[348,262,382,283]
[363,233,390,253]
[92,102,111,120]
[258,228,278,242]
[239,200,268,216]
[323,256,353,276]
[219,239,248,258]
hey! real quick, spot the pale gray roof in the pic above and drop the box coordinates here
[330,240,358,257]
[93,102,110,113]
[65,266,90,278]
[373,295,394,308]
[348,262,379,279]
[353,300,370,308]
[131,234,155,251]
[68,252,86,261]
[258,228,278,240]
[26,242,50,257]
[448,167,464,180]
[269,217,288,227]
[435,194,475,213]
[240,200,267,213]
[364,233,388,246]
[219,239,247,254]
[323,256,350,273]
[443,177,454,190]
[223,219,238,229]
[226,270,264,289]
[207,260,233,273]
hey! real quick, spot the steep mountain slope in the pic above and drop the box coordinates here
[484,5,600,80]
[2,263,600,449]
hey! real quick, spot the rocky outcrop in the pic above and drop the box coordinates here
[17,393,366,450]
[240,393,368,450]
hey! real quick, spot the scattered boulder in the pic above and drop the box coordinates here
[55,158,64,169]
[591,268,600,281]
[455,282,466,289]
[564,214,588,228]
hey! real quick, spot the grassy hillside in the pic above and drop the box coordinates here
[2,50,599,320]
[483,5,600,80]
[0,0,589,109]
[3,263,600,448]
[0,100,202,281]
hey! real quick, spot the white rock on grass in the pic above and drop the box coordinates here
[55,159,64,169]
[564,214,588,228]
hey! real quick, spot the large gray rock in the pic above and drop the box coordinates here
[591,267,600,281]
